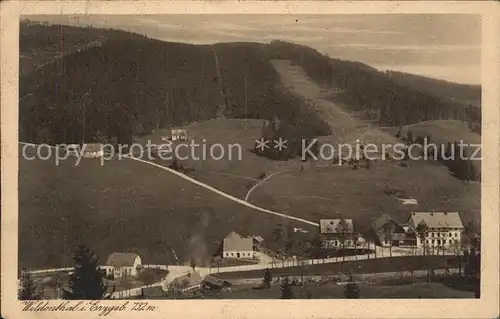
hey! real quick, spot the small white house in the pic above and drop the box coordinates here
[104,252,142,280]
[82,143,104,158]
[65,144,81,156]
[171,129,188,141]
[222,232,255,259]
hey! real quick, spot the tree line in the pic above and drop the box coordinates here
[20,24,331,151]
[396,128,480,181]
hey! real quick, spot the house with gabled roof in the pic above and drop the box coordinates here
[104,252,142,279]
[371,213,416,247]
[170,272,203,294]
[319,219,355,249]
[222,231,255,259]
[407,212,464,249]
[202,275,232,291]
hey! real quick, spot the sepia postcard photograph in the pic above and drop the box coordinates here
[1,1,499,319]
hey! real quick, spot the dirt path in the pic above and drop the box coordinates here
[121,154,319,227]
[244,170,289,202]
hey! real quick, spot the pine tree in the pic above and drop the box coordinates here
[383,222,393,257]
[335,218,350,262]
[416,221,429,256]
[395,126,402,139]
[190,257,196,271]
[416,221,432,281]
[63,245,107,300]
[18,268,42,300]
[280,277,294,299]
[406,130,414,144]
[263,268,272,289]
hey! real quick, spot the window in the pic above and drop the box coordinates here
[432,240,435,244]
[431,233,435,238]
[449,233,452,237]
[231,253,234,256]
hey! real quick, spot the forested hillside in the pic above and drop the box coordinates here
[266,40,481,130]
[385,70,481,107]
[20,23,331,147]
[20,23,480,151]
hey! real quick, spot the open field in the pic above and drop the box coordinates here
[205,282,474,299]
[19,146,317,270]
[380,120,481,148]
[381,120,482,176]
[250,159,480,231]
[135,119,303,199]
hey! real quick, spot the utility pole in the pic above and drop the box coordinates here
[244,75,248,131]
[81,95,86,145]
[81,88,92,145]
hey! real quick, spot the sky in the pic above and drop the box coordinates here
[29,14,482,84]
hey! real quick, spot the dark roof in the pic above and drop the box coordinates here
[203,275,225,287]
[372,214,406,232]
[141,286,165,297]
[171,272,202,288]
[105,252,140,267]
[253,236,265,243]
[372,214,392,231]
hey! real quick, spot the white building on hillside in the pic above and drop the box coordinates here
[104,252,142,279]
[222,232,255,259]
[82,143,104,158]
[407,212,464,248]
[171,129,188,141]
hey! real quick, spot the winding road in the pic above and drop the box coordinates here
[122,155,318,227]
[244,170,288,202]
[18,141,319,227]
